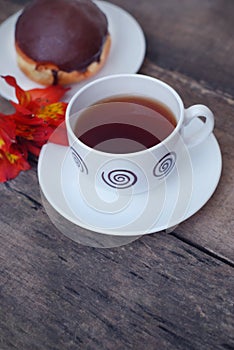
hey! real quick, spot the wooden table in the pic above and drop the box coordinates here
[0,0,233,349]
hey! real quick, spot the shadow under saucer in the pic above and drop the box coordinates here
[41,191,141,248]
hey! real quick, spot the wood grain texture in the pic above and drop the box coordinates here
[0,0,27,22]
[0,0,234,349]
[0,175,234,350]
[110,0,234,96]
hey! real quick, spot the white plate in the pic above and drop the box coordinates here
[38,119,222,238]
[0,1,146,102]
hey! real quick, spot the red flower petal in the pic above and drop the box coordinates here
[19,140,42,157]
[2,75,30,106]
[0,144,30,183]
[29,85,69,106]
[0,114,16,151]
[2,75,69,108]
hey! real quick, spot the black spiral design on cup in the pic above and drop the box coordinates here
[153,152,176,178]
[71,147,88,174]
[102,169,137,189]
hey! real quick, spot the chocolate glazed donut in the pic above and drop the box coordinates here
[15,0,111,85]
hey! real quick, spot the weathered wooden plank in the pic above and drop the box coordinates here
[0,183,234,350]
[110,0,234,96]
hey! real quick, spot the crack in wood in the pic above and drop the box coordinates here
[169,232,234,268]
[4,182,42,210]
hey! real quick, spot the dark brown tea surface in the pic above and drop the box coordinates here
[74,95,177,153]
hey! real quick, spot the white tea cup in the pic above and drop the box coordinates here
[65,74,214,203]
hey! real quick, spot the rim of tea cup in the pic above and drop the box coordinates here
[65,74,184,157]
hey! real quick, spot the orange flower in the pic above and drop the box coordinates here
[0,75,68,182]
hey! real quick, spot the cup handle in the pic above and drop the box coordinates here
[181,104,214,147]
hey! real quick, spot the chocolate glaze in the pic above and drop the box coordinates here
[15,0,108,72]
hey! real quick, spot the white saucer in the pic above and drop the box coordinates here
[0,1,146,102]
[38,119,222,237]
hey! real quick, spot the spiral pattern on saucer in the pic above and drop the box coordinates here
[102,169,137,189]
[153,152,176,178]
[71,147,88,174]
